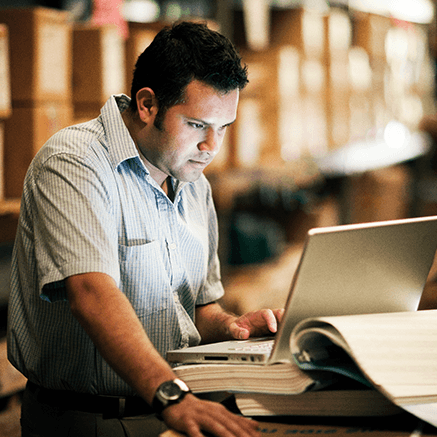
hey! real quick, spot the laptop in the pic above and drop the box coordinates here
[167,215,437,365]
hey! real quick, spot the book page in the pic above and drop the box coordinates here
[291,310,437,404]
[173,362,319,395]
[403,403,437,428]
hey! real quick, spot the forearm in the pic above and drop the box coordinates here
[66,272,175,405]
[66,274,261,436]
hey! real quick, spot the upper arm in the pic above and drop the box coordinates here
[33,151,120,297]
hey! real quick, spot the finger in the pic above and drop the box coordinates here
[260,309,278,333]
[183,402,260,437]
[275,308,285,322]
[200,410,260,437]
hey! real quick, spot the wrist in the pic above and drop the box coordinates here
[152,378,191,416]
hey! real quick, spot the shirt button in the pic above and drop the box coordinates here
[169,242,177,250]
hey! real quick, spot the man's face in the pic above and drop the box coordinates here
[137,80,239,184]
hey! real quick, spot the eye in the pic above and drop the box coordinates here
[188,122,205,130]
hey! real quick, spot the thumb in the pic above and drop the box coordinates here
[228,322,250,340]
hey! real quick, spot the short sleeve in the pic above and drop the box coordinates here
[31,146,120,301]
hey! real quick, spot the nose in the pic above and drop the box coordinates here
[198,127,220,156]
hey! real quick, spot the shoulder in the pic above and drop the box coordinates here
[43,118,106,159]
[29,118,110,178]
[32,95,135,174]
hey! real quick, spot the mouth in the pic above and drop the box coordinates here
[189,159,210,168]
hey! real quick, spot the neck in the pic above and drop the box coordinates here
[164,177,175,202]
[121,108,168,190]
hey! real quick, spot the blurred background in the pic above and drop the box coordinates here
[1,1,437,432]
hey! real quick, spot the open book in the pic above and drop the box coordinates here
[173,310,437,426]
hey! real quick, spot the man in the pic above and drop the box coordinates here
[8,21,283,436]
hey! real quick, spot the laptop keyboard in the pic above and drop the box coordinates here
[229,339,274,352]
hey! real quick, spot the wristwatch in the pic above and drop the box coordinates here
[152,378,191,415]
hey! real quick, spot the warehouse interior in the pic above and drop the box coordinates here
[1,0,437,434]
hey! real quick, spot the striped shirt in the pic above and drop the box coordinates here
[7,95,224,395]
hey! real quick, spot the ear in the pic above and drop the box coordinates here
[135,87,159,124]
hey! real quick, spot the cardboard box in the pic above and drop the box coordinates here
[346,165,412,224]
[238,46,330,163]
[0,7,72,103]
[300,57,327,95]
[73,24,126,118]
[233,7,326,57]
[353,12,392,60]
[270,7,326,58]
[236,49,281,167]
[325,7,352,59]
[327,90,351,150]
[349,91,373,142]
[325,52,354,150]
[328,55,351,93]
[0,24,11,119]
[4,101,73,198]
[239,49,281,99]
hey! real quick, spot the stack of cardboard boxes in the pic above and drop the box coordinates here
[347,12,430,223]
[230,7,434,167]
[0,7,74,199]
[225,6,436,223]
[0,5,434,219]
[0,23,26,435]
[270,7,332,160]
[351,12,392,140]
[232,7,353,169]
[324,8,354,150]
[72,23,126,122]
[0,23,20,244]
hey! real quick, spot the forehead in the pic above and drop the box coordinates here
[174,80,239,123]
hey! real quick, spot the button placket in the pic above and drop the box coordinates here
[163,198,184,289]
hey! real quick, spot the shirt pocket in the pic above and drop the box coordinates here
[118,240,170,316]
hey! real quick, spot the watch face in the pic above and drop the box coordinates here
[161,381,182,400]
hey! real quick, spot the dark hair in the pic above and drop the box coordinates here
[129,21,248,125]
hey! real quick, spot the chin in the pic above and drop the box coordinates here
[179,171,204,183]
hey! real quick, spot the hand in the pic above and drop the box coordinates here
[162,394,260,437]
[228,308,284,340]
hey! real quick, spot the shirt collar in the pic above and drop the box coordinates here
[100,94,141,171]
[101,94,191,200]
